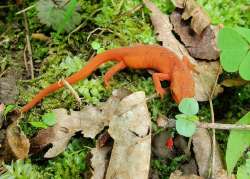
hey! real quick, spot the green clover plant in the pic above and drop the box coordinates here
[218,27,250,80]
[175,98,199,137]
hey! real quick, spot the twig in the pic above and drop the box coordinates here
[16,4,36,15]
[61,79,82,106]
[0,70,7,78]
[23,12,34,79]
[0,4,15,9]
[208,65,221,179]
[23,44,29,74]
[162,118,250,130]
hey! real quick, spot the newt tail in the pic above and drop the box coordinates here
[21,49,122,113]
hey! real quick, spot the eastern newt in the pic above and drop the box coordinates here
[21,45,195,113]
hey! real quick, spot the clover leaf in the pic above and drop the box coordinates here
[218,27,250,80]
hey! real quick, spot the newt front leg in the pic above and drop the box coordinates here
[152,73,170,98]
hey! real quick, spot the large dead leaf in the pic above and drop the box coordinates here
[106,91,151,179]
[192,128,223,178]
[143,0,222,101]
[170,10,219,60]
[31,89,130,158]
[90,146,111,179]
[171,0,210,34]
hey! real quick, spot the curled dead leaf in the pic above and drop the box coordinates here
[171,0,210,34]
[170,10,219,60]
[0,121,30,162]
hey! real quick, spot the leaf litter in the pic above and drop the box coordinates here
[31,89,151,178]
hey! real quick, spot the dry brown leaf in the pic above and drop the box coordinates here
[152,130,175,159]
[171,0,210,34]
[0,121,30,162]
[214,169,236,179]
[192,128,223,178]
[193,62,223,101]
[170,10,219,60]
[106,92,151,179]
[31,33,50,41]
[221,78,248,87]
[30,89,130,158]
[90,146,111,179]
[144,0,222,101]
[170,170,204,179]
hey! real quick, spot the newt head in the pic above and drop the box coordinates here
[170,63,195,103]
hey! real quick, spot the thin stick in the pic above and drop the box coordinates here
[23,12,34,79]
[0,70,7,78]
[16,4,36,15]
[208,65,221,179]
[163,119,250,130]
[61,79,82,106]
[23,44,29,74]
[0,5,15,9]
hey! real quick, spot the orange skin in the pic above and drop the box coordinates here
[21,45,195,113]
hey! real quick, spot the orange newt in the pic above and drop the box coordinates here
[21,45,195,113]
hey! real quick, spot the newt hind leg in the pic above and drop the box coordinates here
[103,61,126,87]
[152,73,170,98]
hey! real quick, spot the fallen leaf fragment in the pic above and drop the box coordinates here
[30,89,130,158]
[171,0,210,34]
[90,146,111,179]
[192,128,223,178]
[143,0,222,101]
[170,170,204,179]
[31,33,50,41]
[0,121,30,162]
[221,78,248,87]
[214,169,235,179]
[170,10,219,60]
[105,92,151,179]
[193,62,223,101]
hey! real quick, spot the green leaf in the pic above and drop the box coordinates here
[42,112,56,126]
[220,50,247,72]
[235,26,250,43]
[91,41,101,50]
[29,121,48,128]
[36,0,81,33]
[237,159,250,179]
[239,52,250,80]
[226,112,250,174]
[175,116,196,137]
[218,27,248,50]
[178,98,199,115]
[3,104,17,117]
[218,27,249,72]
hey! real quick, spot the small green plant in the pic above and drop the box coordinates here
[1,160,42,179]
[218,27,250,80]
[175,98,199,137]
[3,104,17,118]
[29,112,56,129]
[36,0,81,33]
[226,112,250,174]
